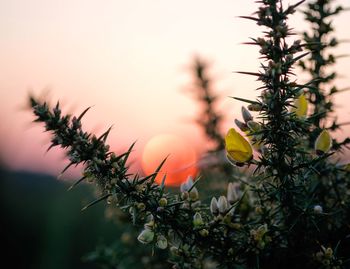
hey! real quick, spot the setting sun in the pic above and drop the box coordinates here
[141,134,197,186]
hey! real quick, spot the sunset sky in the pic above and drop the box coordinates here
[1,0,350,179]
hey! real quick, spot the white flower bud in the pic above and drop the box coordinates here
[156,235,168,249]
[227,182,241,205]
[144,219,155,230]
[137,228,154,244]
[189,187,199,201]
[241,106,253,123]
[247,121,261,132]
[210,197,219,215]
[159,197,168,207]
[186,176,194,188]
[218,196,228,214]
[234,119,249,132]
[180,182,187,193]
[313,205,323,214]
[180,176,194,192]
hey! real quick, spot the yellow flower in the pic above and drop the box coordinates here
[315,129,332,155]
[225,128,253,164]
[292,93,308,117]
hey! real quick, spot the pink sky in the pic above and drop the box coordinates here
[1,0,349,177]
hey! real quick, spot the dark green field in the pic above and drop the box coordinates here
[0,168,117,269]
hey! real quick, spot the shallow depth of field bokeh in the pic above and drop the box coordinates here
[1,1,350,268]
[1,0,350,176]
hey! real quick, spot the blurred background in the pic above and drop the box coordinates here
[1,0,350,268]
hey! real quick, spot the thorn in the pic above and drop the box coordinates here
[234,71,262,77]
[81,193,111,211]
[68,176,87,191]
[77,106,93,121]
[58,162,75,179]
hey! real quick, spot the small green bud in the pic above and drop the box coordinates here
[199,229,209,237]
[255,206,263,215]
[181,191,189,200]
[137,228,154,244]
[107,195,117,205]
[137,202,146,210]
[135,184,146,192]
[231,223,242,229]
[193,212,204,227]
[170,246,179,256]
[228,248,234,255]
[87,176,95,183]
[248,103,263,111]
[324,247,333,259]
[159,197,168,207]
[111,162,119,169]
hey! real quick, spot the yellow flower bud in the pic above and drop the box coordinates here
[315,129,332,155]
[292,93,308,117]
[225,128,253,164]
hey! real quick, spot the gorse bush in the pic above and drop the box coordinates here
[29,0,350,268]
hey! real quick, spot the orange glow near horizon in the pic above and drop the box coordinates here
[141,134,197,186]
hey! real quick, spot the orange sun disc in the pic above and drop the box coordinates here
[141,134,197,186]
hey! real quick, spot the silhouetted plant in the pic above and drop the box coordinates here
[29,1,350,268]
[186,56,225,153]
[300,0,350,149]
